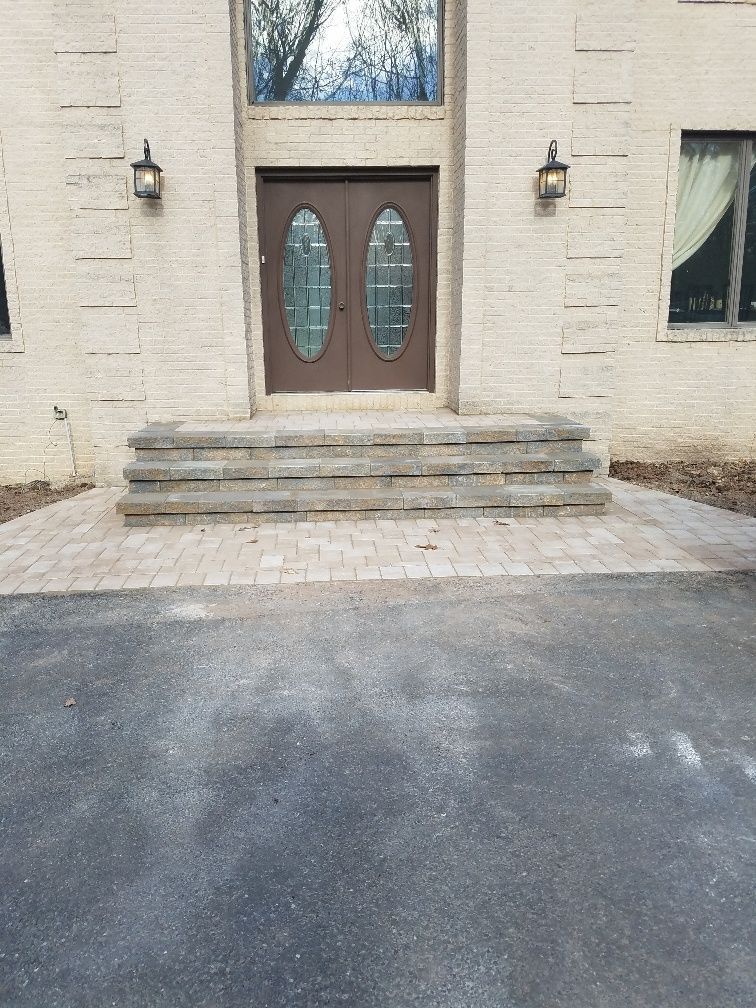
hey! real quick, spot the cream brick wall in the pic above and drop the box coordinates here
[1,0,754,486]
[451,0,754,462]
[612,0,756,461]
[0,0,250,485]
[0,1,93,484]
[447,0,623,465]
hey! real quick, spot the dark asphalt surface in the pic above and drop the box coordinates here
[1,573,755,1008]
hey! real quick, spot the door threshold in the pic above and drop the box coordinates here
[268,390,434,395]
[258,390,443,413]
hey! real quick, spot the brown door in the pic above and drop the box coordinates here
[257,170,436,393]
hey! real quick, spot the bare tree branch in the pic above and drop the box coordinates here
[250,0,340,100]
[249,0,438,102]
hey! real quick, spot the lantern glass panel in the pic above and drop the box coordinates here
[135,166,159,198]
[548,169,564,196]
[539,166,566,198]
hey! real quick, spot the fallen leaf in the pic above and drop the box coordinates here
[245,538,259,544]
[415,542,438,550]
[63,697,77,708]
[494,520,510,526]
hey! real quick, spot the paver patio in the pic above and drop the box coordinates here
[1,478,754,596]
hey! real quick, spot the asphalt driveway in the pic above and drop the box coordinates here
[1,573,754,1008]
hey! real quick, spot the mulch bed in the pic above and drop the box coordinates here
[609,460,756,518]
[0,481,95,525]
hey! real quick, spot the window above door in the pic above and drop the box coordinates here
[245,0,442,104]
[668,133,756,329]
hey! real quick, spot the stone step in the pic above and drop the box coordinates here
[128,471,594,493]
[134,439,586,461]
[124,452,601,487]
[127,417,590,452]
[121,414,609,525]
[117,482,611,526]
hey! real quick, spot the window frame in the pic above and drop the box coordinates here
[243,0,445,108]
[668,131,756,330]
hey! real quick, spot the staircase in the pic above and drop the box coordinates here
[117,413,611,526]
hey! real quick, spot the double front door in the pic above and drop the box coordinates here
[257,170,437,393]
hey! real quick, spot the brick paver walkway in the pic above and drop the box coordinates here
[0,479,754,595]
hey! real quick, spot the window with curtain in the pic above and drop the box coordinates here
[246,0,440,103]
[0,243,11,337]
[669,134,756,326]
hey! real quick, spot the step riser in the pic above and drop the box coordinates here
[124,502,607,527]
[119,485,609,515]
[125,453,597,481]
[133,439,586,463]
[129,470,594,494]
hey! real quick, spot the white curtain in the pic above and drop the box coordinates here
[672,142,740,270]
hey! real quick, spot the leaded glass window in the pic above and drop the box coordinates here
[282,208,332,358]
[365,207,414,357]
[247,1,440,103]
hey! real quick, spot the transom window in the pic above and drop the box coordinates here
[246,0,441,103]
[669,133,756,327]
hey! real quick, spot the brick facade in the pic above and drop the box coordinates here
[613,0,756,461]
[0,0,754,485]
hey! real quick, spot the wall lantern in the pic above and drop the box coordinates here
[537,140,569,199]
[131,139,162,199]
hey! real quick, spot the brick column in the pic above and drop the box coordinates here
[58,0,251,484]
[56,0,146,484]
[561,0,635,463]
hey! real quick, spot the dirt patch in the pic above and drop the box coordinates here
[0,481,95,525]
[609,460,756,518]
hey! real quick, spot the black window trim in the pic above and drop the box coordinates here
[668,130,756,330]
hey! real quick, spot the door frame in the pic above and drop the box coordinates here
[255,166,439,395]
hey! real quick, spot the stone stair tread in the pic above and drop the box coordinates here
[117,482,610,515]
[124,451,601,481]
[127,417,590,449]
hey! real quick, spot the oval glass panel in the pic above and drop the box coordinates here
[282,208,332,359]
[365,208,414,358]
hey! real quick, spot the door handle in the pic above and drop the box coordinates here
[338,301,345,310]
